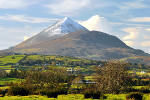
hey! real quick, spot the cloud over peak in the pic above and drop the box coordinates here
[79,15,112,33]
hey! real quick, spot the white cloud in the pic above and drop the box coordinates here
[120,26,150,53]
[124,40,134,47]
[24,36,30,41]
[122,27,140,40]
[0,0,36,9]
[45,0,90,16]
[145,28,150,31]
[111,22,150,27]
[120,0,148,10]
[129,17,150,22]
[79,15,112,33]
[143,35,150,39]
[141,41,150,47]
[0,14,57,23]
[113,0,148,17]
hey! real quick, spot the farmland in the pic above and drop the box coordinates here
[0,94,149,100]
[0,54,149,100]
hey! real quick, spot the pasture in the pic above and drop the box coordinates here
[0,94,149,100]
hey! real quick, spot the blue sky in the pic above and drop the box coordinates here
[0,0,150,53]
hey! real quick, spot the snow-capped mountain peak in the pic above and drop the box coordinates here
[44,17,88,36]
[15,17,89,48]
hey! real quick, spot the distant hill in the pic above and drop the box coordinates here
[1,17,150,61]
[119,56,150,66]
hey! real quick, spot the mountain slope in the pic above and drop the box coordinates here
[12,30,148,60]
[119,56,150,65]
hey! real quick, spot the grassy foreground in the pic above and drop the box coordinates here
[0,94,149,100]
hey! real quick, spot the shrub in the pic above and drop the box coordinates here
[103,95,107,99]
[128,87,150,93]
[84,90,101,99]
[83,85,101,99]
[42,90,58,98]
[68,88,81,94]
[140,87,150,93]
[8,84,30,96]
[0,89,8,97]
[126,92,143,100]
[0,70,7,78]
[41,86,68,98]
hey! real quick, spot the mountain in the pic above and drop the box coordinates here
[16,17,88,48]
[2,17,150,60]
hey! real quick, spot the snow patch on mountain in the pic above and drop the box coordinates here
[44,17,88,36]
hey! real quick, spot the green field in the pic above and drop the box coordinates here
[0,55,25,70]
[0,94,149,100]
[25,55,91,63]
[0,55,93,71]
[0,55,25,65]
[0,78,24,85]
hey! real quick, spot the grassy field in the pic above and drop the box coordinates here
[0,94,149,100]
[25,55,92,64]
[136,72,150,76]
[0,55,25,65]
[0,55,25,70]
[0,55,92,71]
[0,95,54,100]
[0,78,24,85]
[132,86,148,89]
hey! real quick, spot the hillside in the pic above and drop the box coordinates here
[11,30,149,60]
[119,56,150,65]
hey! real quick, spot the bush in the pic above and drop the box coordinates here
[140,87,150,93]
[127,87,150,94]
[0,89,8,97]
[68,88,81,94]
[0,70,7,78]
[126,92,143,100]
[8,84,30,96]
[41,90,58,98]
[84,90,101,99]
[41,86,68,98]
[83,85,101,99]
